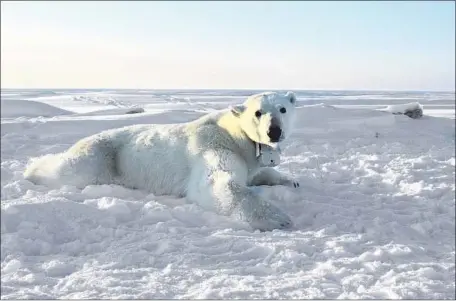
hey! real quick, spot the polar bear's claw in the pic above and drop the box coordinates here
[281,178,300,188]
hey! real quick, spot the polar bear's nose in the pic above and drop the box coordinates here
[267,125,282,142]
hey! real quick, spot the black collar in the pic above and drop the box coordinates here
[255,142,262,158]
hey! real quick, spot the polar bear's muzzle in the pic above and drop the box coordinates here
[267,117,283,142]
[267,124,282,142]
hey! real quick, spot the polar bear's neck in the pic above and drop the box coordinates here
[216,112,247,141]
[216,112,256,156]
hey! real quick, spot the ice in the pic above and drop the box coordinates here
[1,89,455,299]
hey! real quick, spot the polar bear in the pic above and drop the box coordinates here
[24,91,299,231]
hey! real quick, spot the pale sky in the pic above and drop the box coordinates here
[1,1,455,91]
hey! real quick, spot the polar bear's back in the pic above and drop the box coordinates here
[112,122,193,195]
[23,109,232,195]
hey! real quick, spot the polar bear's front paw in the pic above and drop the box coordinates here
[244,201,293,231]
[281,178,300,188]
[256,205,293,231]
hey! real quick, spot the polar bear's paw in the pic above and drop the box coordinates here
[252,204,293,231]
[237,199,293,231]
[280,177,300,188]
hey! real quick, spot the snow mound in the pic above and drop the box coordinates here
[1,99,73,118]
[383,102,423,113]
[380,102,424,119]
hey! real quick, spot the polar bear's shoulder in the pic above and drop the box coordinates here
[183,109,248,156]
[184,109,230,134]
[189,109,230,126]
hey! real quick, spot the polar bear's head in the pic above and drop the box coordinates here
[231,91,297,148]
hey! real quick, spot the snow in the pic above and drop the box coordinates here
[1,89,455,299]
[1,99,72,118]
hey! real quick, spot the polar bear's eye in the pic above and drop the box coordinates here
[255,110,262,118]
[279,107,286,114]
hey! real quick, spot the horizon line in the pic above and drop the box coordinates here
[1,87,455,93]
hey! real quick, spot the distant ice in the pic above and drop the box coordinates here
[73,107,145,117]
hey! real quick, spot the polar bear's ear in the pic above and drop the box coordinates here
[285,91,297,105]
[230,104,246,117]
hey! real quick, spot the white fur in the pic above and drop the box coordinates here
[24,91,299,231]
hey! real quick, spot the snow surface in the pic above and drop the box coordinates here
[1,99,72,119]
[1,89,455,299]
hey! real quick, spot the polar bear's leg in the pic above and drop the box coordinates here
[187,150,293,231]
[24,136,117,188]
[249,167,300,188]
